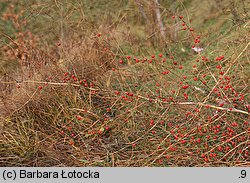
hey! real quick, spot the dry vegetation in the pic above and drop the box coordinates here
[0,0,249,166]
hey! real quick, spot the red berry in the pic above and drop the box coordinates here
[244,121,249,125]
[182,85,189,89]
[216,65,222,69]
[162,70,169,75]
[77,116,82,120]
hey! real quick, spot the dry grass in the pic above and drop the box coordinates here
[0,0,249,167]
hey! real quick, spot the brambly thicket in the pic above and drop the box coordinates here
[0,0,249,166]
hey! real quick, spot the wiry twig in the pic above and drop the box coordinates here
[1,80,248,115]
